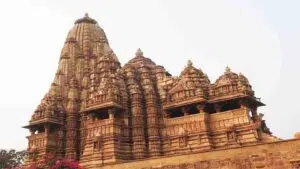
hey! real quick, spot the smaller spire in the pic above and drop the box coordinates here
[135,48,143,57]
[84,13,89,18]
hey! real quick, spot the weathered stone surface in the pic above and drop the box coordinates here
[23,14,300,169]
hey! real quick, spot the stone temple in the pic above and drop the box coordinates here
[23,14,300,169]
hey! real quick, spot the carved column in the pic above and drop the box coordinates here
[30,128,35,136]
[250,106,258,120]
[145,92,161,157]
[65,78,79,160]
[196,104,205,113]
[214,104,222,112]
[196,104,212,150]
[44,125,49,135]
[138,68,162,157]
[108,108,115,119]
[131,93,146,159]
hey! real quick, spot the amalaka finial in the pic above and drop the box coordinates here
[187,60,193,67]
[225,66,231,74]
[135,48,143,57]
[75,13,97,24]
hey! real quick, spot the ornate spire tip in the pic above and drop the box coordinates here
[135,48,143,57]
[187,60,193,67]
[75,13,97,24]
[225,66,231,73]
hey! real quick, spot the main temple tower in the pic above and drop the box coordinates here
[23,14,300,169]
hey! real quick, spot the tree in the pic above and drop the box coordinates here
[0,149,25,169]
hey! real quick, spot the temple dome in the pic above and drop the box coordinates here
[165,60,210,107]
[179,60,210,85]
[214,66,240,87]
[66,13,109,57]
[210,66,254,99]
[127,48,156,66]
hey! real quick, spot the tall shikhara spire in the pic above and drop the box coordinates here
[23,14,296,169]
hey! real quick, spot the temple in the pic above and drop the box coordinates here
[23,14,300,169]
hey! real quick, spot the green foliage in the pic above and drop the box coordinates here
[165,71,172,77]
[0,149,25,168]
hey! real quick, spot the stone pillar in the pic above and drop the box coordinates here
[44,125,49,135]
[214,104,222,112]
[250,106,258,120]
[196,104,212,150]
[238,100,247,109]
[30,128,35,136]
[196,104,205,113]
[131,93,146,159]
[108,108,115,119]
[65,78,79,160]
[145,92,161,157]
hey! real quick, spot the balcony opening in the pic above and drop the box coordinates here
[220,100,240,112]
[169,108,184,118]
[92,110,109,120]
[36,126,45,134]
[189,106,198,115]
[204,104,216,114]
[114,109,122,119]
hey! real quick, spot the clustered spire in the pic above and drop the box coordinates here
[23,14,275,169]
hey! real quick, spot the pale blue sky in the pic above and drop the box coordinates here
[0,0,299,150]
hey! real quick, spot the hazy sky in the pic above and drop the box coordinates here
[0,0,299,150]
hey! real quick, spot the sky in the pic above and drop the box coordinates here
[0,0,299,150]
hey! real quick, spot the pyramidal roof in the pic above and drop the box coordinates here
[65,13,110,57]
[40,14,121,111]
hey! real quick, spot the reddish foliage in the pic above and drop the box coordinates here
[51,160,83,169]
[27,153,84,169]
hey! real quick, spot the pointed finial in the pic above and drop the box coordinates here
[187,60,193,67]
[75,13,97,24]
[135,48,143,57]
[225,66,231,74]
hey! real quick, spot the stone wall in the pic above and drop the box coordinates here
[97,139,300,169]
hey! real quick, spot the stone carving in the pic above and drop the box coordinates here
[22,14,300,169]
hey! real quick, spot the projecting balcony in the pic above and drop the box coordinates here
[86,118,128,138]
[27,132,57,151]
[85,94,123,112]
[164,113,205,126]
[24,110,62,129]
